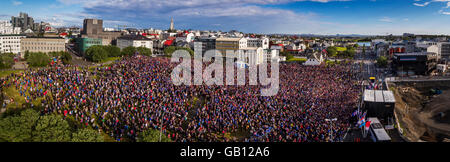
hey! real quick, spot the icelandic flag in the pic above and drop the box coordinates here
[359,121,366,128]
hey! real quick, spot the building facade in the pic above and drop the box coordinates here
[194,37,216,56]
[438,42,450,60]
[0,21,21,35]
[81,19,122,46]
[0,35,25,55]
[247,37,269,49]
[75,37,103,56]
[117,35,153,52]
[21,37,66,55]
[10,12,43,32]
[215,37,247,56]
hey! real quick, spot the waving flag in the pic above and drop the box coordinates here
[365,121,372,130]
[359,121,366,128]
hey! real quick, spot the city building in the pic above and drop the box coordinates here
[235,47,264,66]
[153,39,165,55]
[194,37,216,56]
[0,21,21,35]
[215,37,247,56]
[416,44,439,58]
[117,35,153,52]
[392,52,438,76]
[81,19,122,46]
[0,35,26,55]
[75,37,103,56]
[263,49,280,63]
[438,42,450,60]
[21,37,66,54]
[247,37,269,49]
[176,32,195,43]
[11,12,35,32]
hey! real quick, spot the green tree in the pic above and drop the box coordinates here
[32,114,72,142]
[27,52,51,67]
[164,46,193,57]
[164,46,177,57]
[137,129,171,142]
[24,50,30,60]
[286,53,294,61]
[0,53,15,69]
[136,47,152,56]
[280,50,289,57]
[0,109,40,142]
[60,52,72,65]
[103,45,121,57]
[326,46,338,57]
[71,128,104,142]
[121,46,137,57]
[377,56,388,68]
[85,45,108,62]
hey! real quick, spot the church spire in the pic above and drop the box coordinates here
[170,18,174,31]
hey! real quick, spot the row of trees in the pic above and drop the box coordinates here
[85,45,153,62]
[24,51,72,67]
[377,56,388,68]
[0,108,171,142]
[164,46,194,57]
[25,52,51,67]
[0,109,104,142]
[326,46,356,59]
[0,53,15,69]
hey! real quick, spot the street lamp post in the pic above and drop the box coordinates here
[159,111,165,142]
[159,111,181,142]
[325,118,338,142]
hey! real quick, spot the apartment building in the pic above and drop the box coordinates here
[21,37,65,55]
[0,35,25,55]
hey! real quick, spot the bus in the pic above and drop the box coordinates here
[367,117,391,142]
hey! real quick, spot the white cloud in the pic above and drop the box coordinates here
[379,17,394,23]
[12,0,22,6]
[53,0,352,33]
[413,0,450,15]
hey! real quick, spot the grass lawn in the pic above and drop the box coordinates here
[100,57,120,64]
[0,70,24,78]
[3,84,47,110]
[4,86,26,109]
[287,58,307,63]
[336,47,347,52]
[326,60,342,66]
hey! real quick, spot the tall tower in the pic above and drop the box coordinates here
[170,18,174,31]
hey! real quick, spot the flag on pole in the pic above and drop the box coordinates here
[365,121,372,130]
[359,121,366,128]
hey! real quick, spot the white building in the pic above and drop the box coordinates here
[438,42,450,60]
[247,37,269,49]
[117,35,153,53]
[176,33,195,43]
[236,47,264,66]
[0,21,21,35]
[263,49,280,63]
[0,35,25,54]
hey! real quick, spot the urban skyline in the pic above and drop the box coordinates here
[1,0,450,35]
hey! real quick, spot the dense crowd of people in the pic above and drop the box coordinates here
[1,55,359,142]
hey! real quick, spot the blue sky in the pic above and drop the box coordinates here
[1,0,450,35]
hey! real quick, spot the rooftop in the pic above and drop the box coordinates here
[394,52,435,56]
[364,90,396,103]
[216,37,242,41]
[118,34,151,41]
